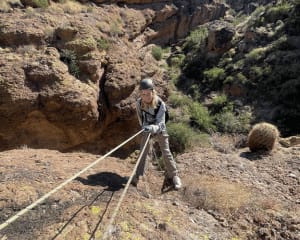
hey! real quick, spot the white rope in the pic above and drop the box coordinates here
[102,132,151,240]
[0,129,144,232]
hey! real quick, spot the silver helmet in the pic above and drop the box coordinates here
[140,78,154,90]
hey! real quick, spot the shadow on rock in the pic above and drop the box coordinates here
[76,172,127,191]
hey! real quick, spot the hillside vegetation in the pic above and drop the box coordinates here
[165,0,300,153]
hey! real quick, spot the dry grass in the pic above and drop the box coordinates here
[46,0,86,14]
[46,2,64,14]
[210,133,236,153]
[16,44,38,55]
[25,6,36,16]
[258,197,282,211]
[97,21,110,34]
[184,175,252,215]
[184,175,286,220]
[210,133,248,153]
[61,0,86,14]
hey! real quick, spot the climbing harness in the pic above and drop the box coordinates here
[0,129,144,232]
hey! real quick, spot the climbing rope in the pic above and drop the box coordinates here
[102,132,151,240]
[0,129,144,232]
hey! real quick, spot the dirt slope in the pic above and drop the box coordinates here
[0,138,299,240]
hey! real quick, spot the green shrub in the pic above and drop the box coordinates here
[189,84,202,101]
[162,47,171,58]
[167,54,185,86]
[251,6,267,27]
[169,94,214,132]
[167,122,209,153]
[214,111,251,134]
[152,46,163,61]
[167,122,193,153]
[203,67,226,89]
[245,47,267,62]
[189,102,214,133]
[210,94,233,114]
[219,57,232,67]
[224,76,234,84]
[233,12,247,26]
[271,35,296,51]
[33,0,49,8]
[183,26,208,52]
[153,154,165,171]
[249,66,264,81]
[265,2,292,22]
[238,111,252,132]
[168,93,192,108]
[212,94,227,105]
[236,72,248,84]
[168,66,181,86]
[60,49,80,78]
[169,54,185,67]
[233,59,245,70]
[97,38,110,51]
[109,21,122,37]
[66,37,97,55]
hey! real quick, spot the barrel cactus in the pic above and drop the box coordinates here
[247,122,280,152]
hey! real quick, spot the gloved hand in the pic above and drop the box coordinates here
[143,125,152,133]
[143,125,159,134]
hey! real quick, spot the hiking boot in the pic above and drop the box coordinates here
[162,177,173,188]
[173,176,182,190]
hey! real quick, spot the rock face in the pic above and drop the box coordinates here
[225,0,271,13]
[0,47,100,150]
[207,20,235,53]
[0,0,226,152]
[143,1,227,45]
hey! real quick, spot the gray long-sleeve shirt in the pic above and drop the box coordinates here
[136,96,167,133]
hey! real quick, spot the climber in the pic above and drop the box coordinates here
[132,78,182,190]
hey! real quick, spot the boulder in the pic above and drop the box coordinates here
[207,20,235,53]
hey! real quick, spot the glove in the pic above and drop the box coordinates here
[143,125,159,134]
[143,125,152,133]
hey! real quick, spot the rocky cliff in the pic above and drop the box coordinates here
[0,0,226,152]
